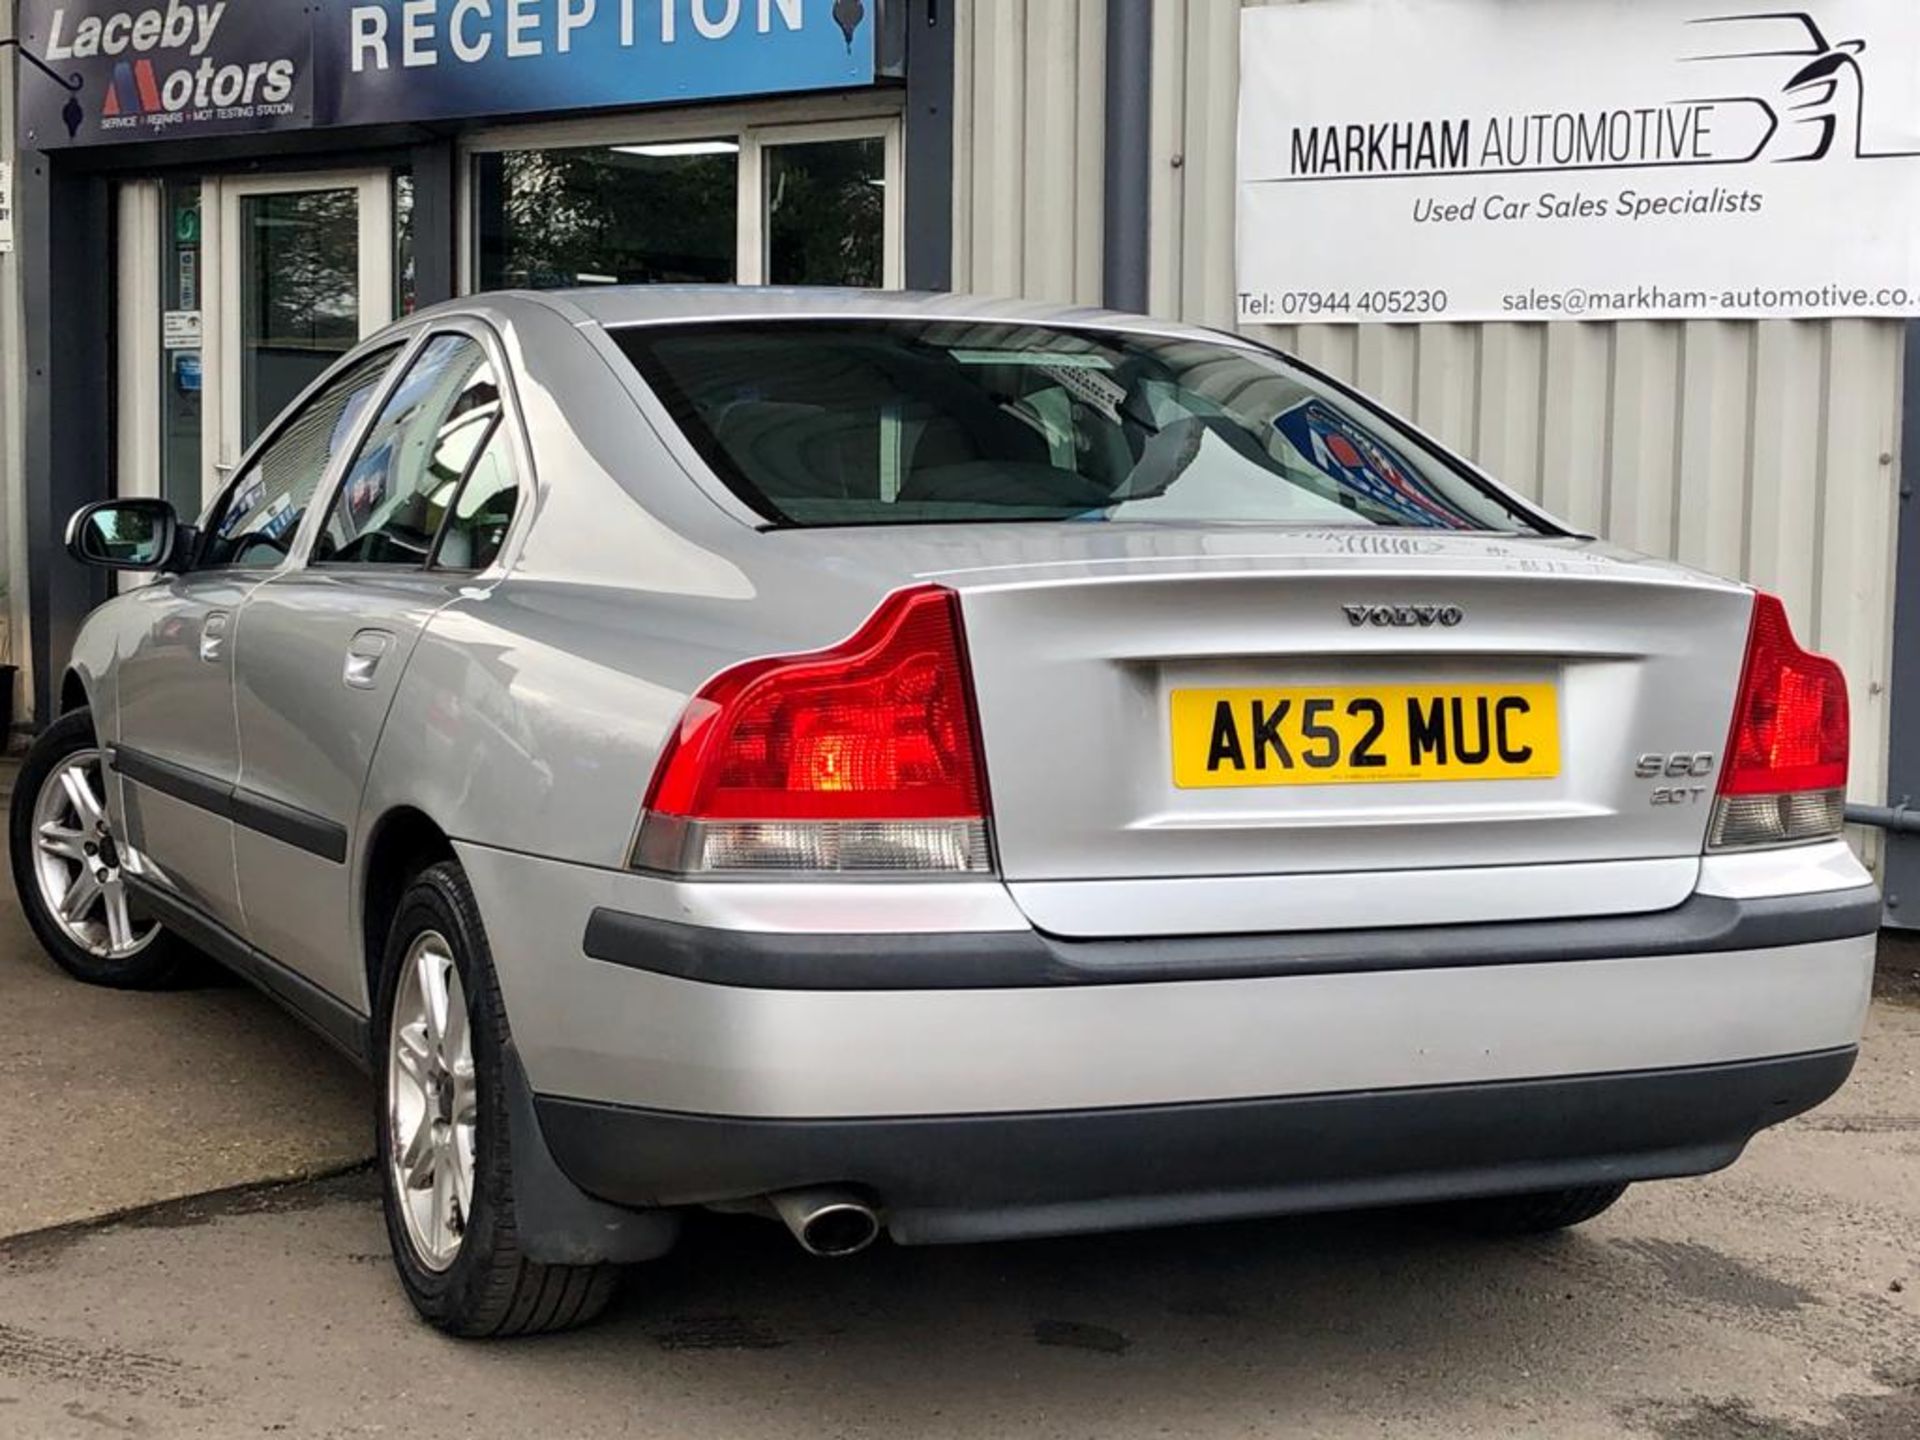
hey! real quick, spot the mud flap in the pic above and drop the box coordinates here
[502,1039,681,1266]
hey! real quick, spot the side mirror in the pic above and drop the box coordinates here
[64,499,193,572]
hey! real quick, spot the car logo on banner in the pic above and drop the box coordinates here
[101,58,163,119]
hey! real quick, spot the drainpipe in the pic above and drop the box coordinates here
[1102,0,1152,314]
[1847,802,1920,835]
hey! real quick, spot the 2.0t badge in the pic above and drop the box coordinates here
[1343,604,1465,628]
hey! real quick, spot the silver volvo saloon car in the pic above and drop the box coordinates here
[10,290,1876,1336]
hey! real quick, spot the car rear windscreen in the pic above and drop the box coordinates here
[611,319,1548,533]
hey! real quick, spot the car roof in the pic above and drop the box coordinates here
[414,285,1250,347]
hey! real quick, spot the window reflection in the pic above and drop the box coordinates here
[765,138,885,288]
[241,189,360,447]
[475,145,738,290]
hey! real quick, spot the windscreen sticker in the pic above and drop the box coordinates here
[1273,400,1471,528]
[945,350,1116,369]
[1036,363,1128,421]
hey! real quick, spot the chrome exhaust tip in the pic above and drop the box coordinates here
[769,1188,881,1258]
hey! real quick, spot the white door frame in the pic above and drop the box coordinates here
[113,181,165,594]
[114,180,164,503]
[208,170,394,493]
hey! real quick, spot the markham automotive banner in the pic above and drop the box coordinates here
[1236,0,1920,324]
[16,0,876,149]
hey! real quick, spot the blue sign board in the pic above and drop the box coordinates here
[317,1,874,128]
[16,0,879,149]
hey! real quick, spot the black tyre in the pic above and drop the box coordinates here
[7,708,194,989]
[374,858,620,1337]
[1440,1183,1629,1236]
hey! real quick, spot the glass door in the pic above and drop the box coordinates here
[210,172,394,482]
[159,180,205,519]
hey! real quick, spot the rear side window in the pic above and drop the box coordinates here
[612,321,1545,533]
[433,427,521,572]
[200,347,399,568]
[314,334,504,566]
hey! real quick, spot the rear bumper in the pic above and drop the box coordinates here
[458,840,1878,1121]
[536,1048,1859,1243]
[456,840,1876,1243]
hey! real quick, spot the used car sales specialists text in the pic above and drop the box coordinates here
[1413,186,1763,225]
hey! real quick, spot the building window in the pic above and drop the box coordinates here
[474,142,740,290]
[394,170,417,317]
[467,116,900,293]
[764,137,885,288]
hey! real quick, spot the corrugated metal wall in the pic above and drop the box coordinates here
[950,0,1108,305]
[952,0,1908,825]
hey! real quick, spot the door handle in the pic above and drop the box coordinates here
[343,629,395,690]
[199,610,232,663]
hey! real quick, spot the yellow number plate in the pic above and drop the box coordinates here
[1170,684,1560,788]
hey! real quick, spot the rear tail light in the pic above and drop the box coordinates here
[1708,592,1849,850]
[634,585,994,876]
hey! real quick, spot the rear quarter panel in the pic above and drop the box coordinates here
[359,574,895,872]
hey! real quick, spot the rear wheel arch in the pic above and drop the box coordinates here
[60,670,89,716]
[360,805,457,1015]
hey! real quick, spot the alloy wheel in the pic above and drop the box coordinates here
[387,930,477,1272]
[30,749,158,960]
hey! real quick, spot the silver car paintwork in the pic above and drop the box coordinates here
[66,288,1874,1116]
[235,571,458,1001]
[106,575,253,932]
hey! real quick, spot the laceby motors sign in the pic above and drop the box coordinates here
[16,1,877,148]
[1237,1,1920,323]
[18,2,309,144]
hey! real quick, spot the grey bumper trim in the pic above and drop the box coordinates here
[108,744,348,864]
[535,1047,1858,1243]
[583,882,1881,991]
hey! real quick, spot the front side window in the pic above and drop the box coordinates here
[612,321,1546,533]
[314,335,501,567]
[200,346,398,569]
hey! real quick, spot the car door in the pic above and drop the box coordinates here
[230,327,528,1006]
[112,345,401,937]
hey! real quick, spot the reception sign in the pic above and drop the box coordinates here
[316,0,873,128]
[17,0,877,148]
[1237,1,1920,322]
